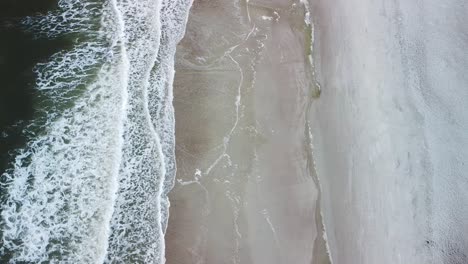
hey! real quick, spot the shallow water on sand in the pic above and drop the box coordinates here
[166,0,329,263]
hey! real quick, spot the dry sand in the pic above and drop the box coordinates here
[308,0,468,263]
[166,0,330,263]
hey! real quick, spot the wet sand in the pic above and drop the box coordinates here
[166,0,329,263]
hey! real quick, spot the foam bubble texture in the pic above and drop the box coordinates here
[1,0,193,262]
[23,0,103,38]
[150,0,194,235]
[104,0,192,262]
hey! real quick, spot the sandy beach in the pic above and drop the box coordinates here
[309,0,468,263]
[1,0,466,262]
[166,0,329,263]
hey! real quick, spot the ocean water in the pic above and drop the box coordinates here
[0,0,68,174]
[0,0,192,262]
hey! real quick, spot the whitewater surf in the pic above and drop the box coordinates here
[0,0,192,262]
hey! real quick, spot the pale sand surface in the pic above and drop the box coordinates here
[166,1,329,263]
[309,0,468,263]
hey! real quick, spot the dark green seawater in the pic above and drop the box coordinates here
[0,0,70,174]
[0,0,189,261]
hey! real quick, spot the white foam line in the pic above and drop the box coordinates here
[98,0,129,262]
[261,209,280,247]
[149,0,195,258]
[177,168,211,216]
[104,0,166,262]
[246,0,251,23]
[226,190,242,264]
[175,171,211,263]
[0,0,194,262]
[0,1,130,261]
[138,19,168,264]
[204,26,256,176]
[300,0,311,26]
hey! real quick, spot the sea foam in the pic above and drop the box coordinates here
[0,0,192,263]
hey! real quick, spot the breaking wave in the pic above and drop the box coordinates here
[0,0,192,262]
